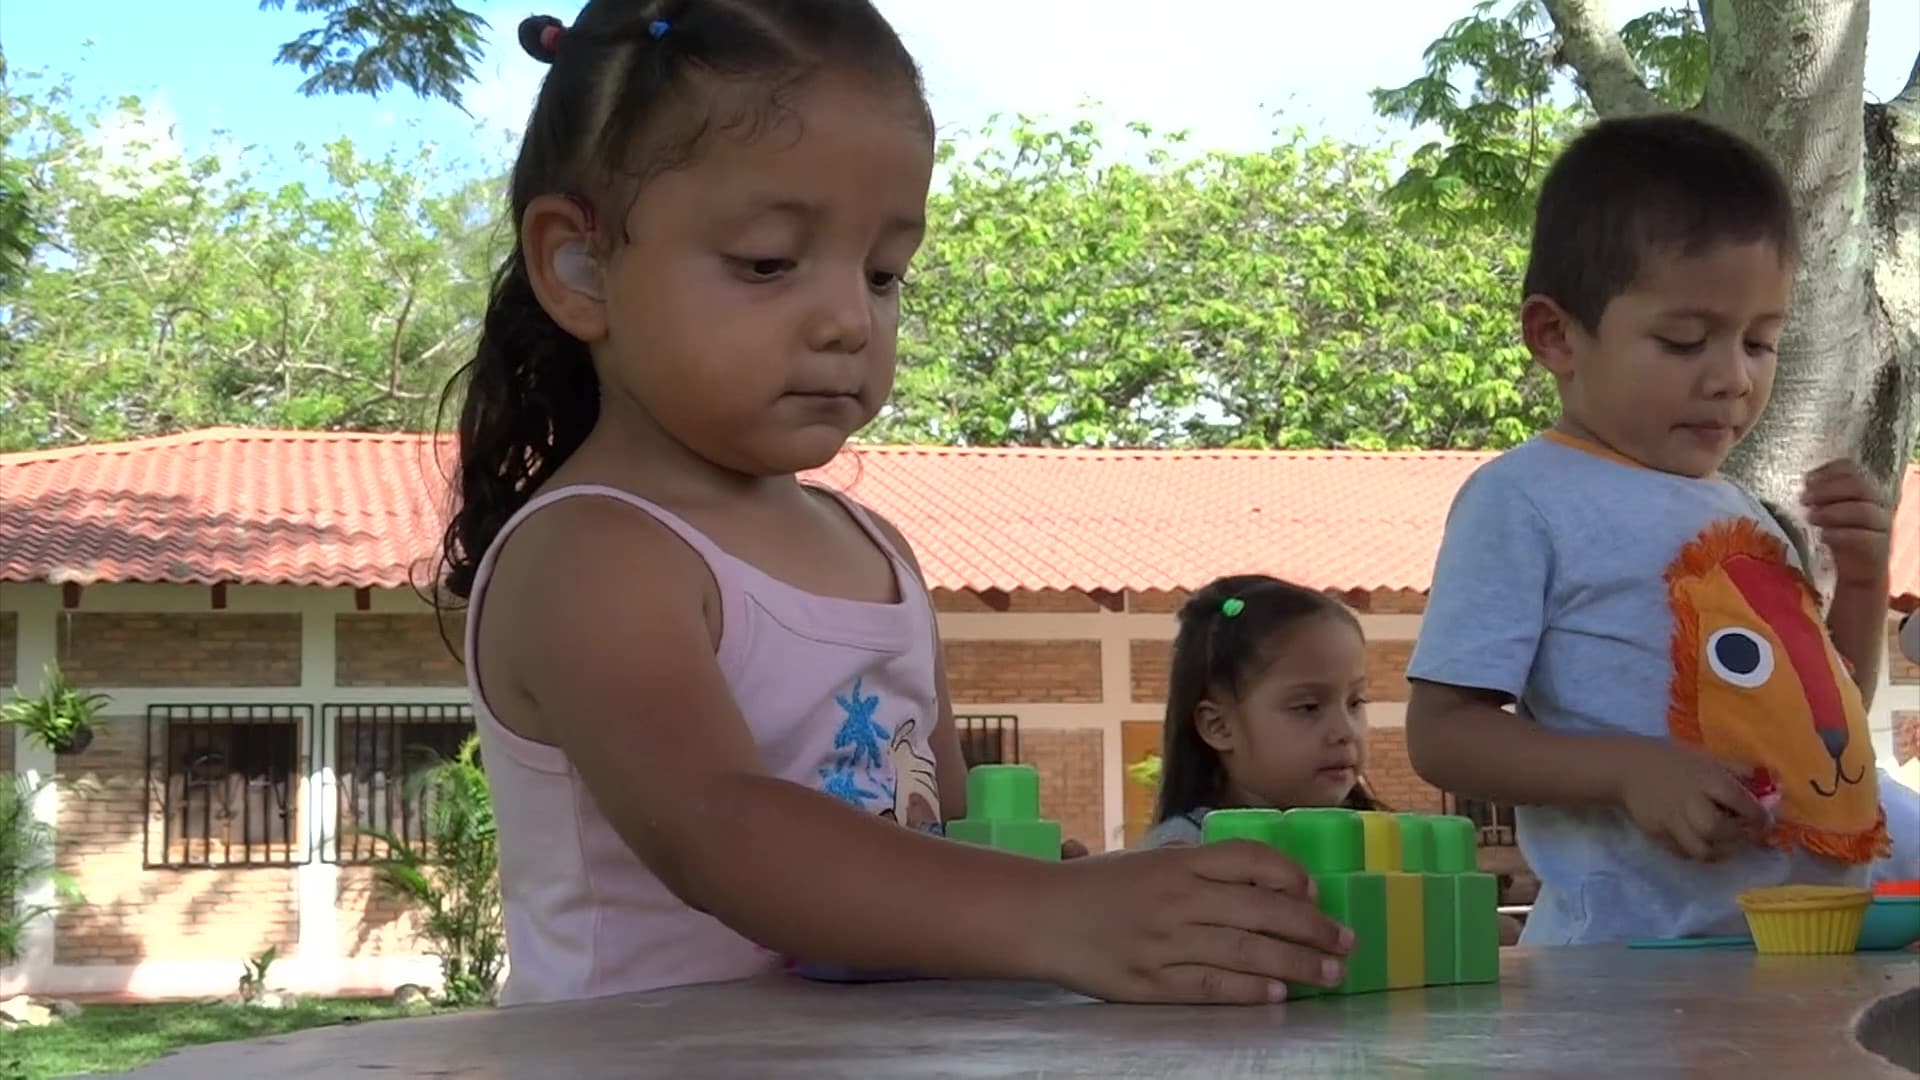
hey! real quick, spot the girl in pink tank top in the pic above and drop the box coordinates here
[429,1,1352,1009]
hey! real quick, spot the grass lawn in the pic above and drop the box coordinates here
[2,998,446,1080]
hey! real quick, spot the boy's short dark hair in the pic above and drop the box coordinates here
[1522,112,1799,331]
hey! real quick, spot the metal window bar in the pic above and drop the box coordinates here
[1444,793,1519,847]
[328,704,476,865]
[955,714,1019,767]
[144,704,312,869]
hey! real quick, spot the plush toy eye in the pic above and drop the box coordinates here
[1707,627,1774,689]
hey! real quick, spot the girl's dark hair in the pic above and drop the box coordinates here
[1153,575,1366,824]
[434,0,928,602]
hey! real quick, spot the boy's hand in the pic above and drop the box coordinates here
[1802,460,1893,589]
[1616,741,1767,861]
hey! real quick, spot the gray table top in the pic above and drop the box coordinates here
[117,947,1920,1079]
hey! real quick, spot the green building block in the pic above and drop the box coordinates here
[1395,814,1436,872]
[947,765,1060,860]
[1421,872,1458,985]
[966,764,1041,821]
[1197,810,1324,998]
[1201,808,1286,847]
[1278,808,1364,877]
[1316,872,1388,996]
[1453,871,1500,984]
[944,817,1061,860]
[1428,814,1480,874]
[1396,815,1457,985]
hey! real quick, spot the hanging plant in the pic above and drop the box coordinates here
[1,662,109,754]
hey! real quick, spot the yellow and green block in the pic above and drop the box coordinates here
[1200,806,1501,997]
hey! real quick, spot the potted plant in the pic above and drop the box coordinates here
[1,662,109,754]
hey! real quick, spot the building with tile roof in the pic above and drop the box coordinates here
[3,428,1916,999]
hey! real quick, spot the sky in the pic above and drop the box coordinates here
[3,1,1917,185]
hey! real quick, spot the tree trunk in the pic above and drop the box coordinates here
[1543,0,1919,522]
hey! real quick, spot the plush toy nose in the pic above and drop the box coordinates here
[1819,726,1848,760]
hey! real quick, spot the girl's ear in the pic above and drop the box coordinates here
[1194,698,1235,753]
[523,193,607,343]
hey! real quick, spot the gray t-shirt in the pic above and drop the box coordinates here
[1408,434,1883,945]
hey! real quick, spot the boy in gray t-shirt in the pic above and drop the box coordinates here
[1406,114,1896,945]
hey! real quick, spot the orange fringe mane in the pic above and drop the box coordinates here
[1662,518,1812,747]
[1664,519,1890,863]
[1767,809,1892,863]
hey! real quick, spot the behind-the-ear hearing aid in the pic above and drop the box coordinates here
[552,238,604,300]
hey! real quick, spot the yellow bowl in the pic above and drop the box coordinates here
[1736,885,1871,954]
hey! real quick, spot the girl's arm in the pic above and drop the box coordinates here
[493,501,1050,979]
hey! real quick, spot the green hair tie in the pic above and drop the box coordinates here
[1220,597,1245,618]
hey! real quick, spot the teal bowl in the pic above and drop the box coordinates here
[1856,897,1920,951]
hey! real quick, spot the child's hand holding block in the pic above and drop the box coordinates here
[1199,807,1502,998]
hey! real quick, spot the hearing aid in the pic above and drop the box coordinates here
[552,238,604,300]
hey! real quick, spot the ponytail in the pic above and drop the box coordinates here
[436,249,598,602]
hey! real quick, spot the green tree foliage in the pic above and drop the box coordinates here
[1370,1,1707,227]
[0,774,83,966]
[367,735,504,1007]
[881,118,1549,449]
[0,78,502,450]
[262,0,489,108]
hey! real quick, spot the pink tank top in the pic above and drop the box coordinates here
[463,484,944,1006]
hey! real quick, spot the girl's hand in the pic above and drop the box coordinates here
[1802,460,1893,589]
[1032,841,1352,1004]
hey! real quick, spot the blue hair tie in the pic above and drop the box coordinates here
[649,19,671,39]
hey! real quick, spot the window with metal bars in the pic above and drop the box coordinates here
[144,705,310,869]
[956,714,1019,767]
[1445,793,1519,847]
[329,704,477,864]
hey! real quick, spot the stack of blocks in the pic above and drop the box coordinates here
[1201,807,1499,997]
[945,765,1062,860]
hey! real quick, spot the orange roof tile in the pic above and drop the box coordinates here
[2,428,1916,607]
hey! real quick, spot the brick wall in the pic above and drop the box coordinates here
[1363,728,1444,813]
[335,614,464,687]
[1365,640,1413,703]
[1127,638,1414,704]
[1130,640,1169,703]
[53,714,298,964]
[336,866,424,957]
[1015,728,1105,853]
[944,641,1101,703]
[59,614,301,687]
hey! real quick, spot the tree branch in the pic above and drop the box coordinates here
[1542,0,1663,117]
[1897,50,1920,109]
